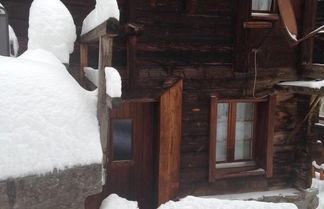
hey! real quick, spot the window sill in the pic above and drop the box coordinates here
[251,13,279,21]
[243,21,273,29]
[214,166,265,180]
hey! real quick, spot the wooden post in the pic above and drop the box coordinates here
[80,44,89,85]
[300,0,318,65]
[127,36,137,88]
[98,35,114,166]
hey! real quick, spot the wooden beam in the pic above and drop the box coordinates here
[243,21,273,29]
[98,35,114,166]
[80,44,88,85]
[127,36,137,88]
[300,0,318,64]
[300,64,324,80]
[81,18,120,44]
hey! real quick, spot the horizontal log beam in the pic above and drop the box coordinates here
[300,63,324,79]
[81,18,120,43]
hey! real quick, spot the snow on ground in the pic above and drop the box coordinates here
[105,67,122,97]
[279,80,324,89]
[202,188,301,201]
[81,0,119,35]
[0,49,102,180]
[100,194,138,209]
[158,196,297,209]
[28,0,76,63]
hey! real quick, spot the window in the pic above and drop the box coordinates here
[209,97,275,181]
[112,119,133,161]
[252,0,273,12]
[251,0,278,21]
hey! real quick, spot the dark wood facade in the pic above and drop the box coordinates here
[2,0,324,208]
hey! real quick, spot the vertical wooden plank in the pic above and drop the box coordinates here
[265,95,276,177]
[158,80,183,205]
[98,35,114,168]
[227,102,236,162]
[127,36,137,88]
[209,97,217,182]
[80,44,88,85]
[300,0,318,64]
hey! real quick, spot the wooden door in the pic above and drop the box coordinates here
[102,102,156,209]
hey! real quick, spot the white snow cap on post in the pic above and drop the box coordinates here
[105,67,122,98]
[28,0,76,64]
[99,194,138,209]
[81,0,120,35]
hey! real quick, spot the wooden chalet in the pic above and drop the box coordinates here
[2,0,324,208]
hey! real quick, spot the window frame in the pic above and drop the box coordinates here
[209,96,276,181]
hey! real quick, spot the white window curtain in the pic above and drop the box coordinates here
[252,0,273,11]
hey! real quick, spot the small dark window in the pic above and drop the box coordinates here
[112,119,133,161]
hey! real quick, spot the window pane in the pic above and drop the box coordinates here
[112,120,132,161]
[235,103,254,160]
[236,103,254,121]
[216,103,228,162]
[252,0,272,11]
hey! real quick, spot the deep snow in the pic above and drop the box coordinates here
[100,194,138,209]
[81,0,119,35]
[28,0,76,63]
[0,49,102,180]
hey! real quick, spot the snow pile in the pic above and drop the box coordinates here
[8,25,19,57]
[312,173,324,209]
[158,196,297,209]
[99,194,138,209]
[0,49,102,180]
[313,161,324,170]
[81,0,119,35]
[28,0,76,63]
[84,67,99,87]
[105,67,122,97]
[279,80,324,89]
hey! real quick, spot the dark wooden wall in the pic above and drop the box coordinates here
[3,0,322,198]
[314,0,324,63]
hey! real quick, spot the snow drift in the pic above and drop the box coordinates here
[28,0,76,63]
[158,196,298,209]
[0,49,102,180]
[99,194,138,209]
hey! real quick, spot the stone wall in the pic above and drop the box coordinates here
[0,164,102,209]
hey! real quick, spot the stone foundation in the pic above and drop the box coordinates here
[0,164,102,209]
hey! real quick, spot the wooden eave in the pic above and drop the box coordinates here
[275,83,324,96]
[80,18,120,44]
[121,77,183,103]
